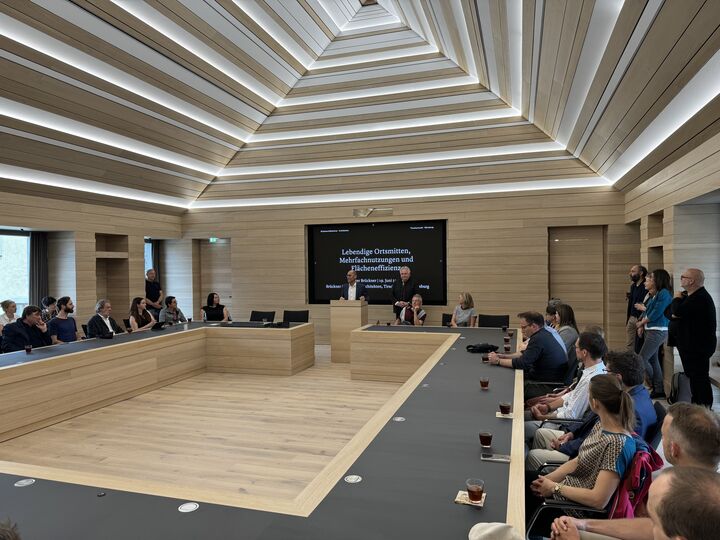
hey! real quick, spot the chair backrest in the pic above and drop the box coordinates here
[609,441,664,519]
[82,324,88,338]
[283,310,309,323]
[476,314,510,328]
[122,318,131,331]
[647,401,667,450]
[563,360,580,387]
[441,313,452,326]
[250,310,275,323]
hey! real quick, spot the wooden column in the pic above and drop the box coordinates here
[330,300,368,363]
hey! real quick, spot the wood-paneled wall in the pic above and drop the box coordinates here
[183,186,632,349]
[199,239,233,316]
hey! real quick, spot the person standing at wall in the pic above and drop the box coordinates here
[625,265,647,351]
[665,268,717,407]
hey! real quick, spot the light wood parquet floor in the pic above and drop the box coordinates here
[0,347,401,509]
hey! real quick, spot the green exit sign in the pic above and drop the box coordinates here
[209,237,218,243]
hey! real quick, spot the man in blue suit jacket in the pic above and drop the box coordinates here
[340,270,369,301]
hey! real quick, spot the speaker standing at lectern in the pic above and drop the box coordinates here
[340,270,369,301]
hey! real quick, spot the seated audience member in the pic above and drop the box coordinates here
[202,292,229,322]
[546,298,562,326]
[47,296,81,344]
[451,292,476,327]
[489,311,568,399]
[551,403,720,540]
[158,296,187,325]
[526,350,656,472]
[0,305,52,353]
[524,333,607,440]
[86,299,125,338]
[40,296,57,323]
[397,294,426,326]
[551,467,720,540]
[527,375,638,531]
[0,299,18,334]
[129,297,155,332]
[555,304,580,367]
[0,519,21,540]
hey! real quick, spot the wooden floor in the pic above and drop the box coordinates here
[0,347,401,512]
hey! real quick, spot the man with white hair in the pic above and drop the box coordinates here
[390,266,417,324]
[666,268,717,406]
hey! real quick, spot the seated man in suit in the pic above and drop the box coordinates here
[86,299,125,338]
[340,270,369,301]
[488,311,568,399]
[1,305,52,353]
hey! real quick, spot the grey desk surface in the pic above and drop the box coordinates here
[0,325,520,539]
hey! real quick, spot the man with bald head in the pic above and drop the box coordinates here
[665,268,717,406]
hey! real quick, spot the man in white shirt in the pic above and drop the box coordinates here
[524,332,607,446]
[339,270,369,301]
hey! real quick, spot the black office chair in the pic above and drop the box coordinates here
[476,314,510,328]
[441,313,453,327]
[282,310,309,323]
[82,324,88,338]
[122,318,131,331]
[250,310,275,323]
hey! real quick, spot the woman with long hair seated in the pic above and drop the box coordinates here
[528,374,637,530]
[202,292,229,322]
[129,296,155,332]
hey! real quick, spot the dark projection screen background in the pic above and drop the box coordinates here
[307,220,447,304]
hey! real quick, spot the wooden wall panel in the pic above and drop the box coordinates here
[199,239,232,316]
[160,239,199,320]
[548,226,605,332]
[47,231,76,302]
[183,187,630,347]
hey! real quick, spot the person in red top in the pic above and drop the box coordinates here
[397,294,426,326]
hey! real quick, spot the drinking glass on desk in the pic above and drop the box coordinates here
[24,344,32,354]
[466,478,484,502]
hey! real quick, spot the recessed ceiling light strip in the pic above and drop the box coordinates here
[229,0,325,65]
[264,91,497,123]
[32,0,271,120]
[191,176,613,209]
[0,49,241,152]
[109,0,285,103]
[216,154,574,184]
[572,0,663,157]
[506,0,523,109]
[0,126,212,185]
[278,74,479,107]
[555,0,624,146]
[220,141,563,176]
[0,164,190,208]
[0,13,254,140]
[603,47,720,183]
[0,97,222,176]
[528,0,544,123]
[475,0,500,96]
[247,109,521,143]
[309,44,438,70]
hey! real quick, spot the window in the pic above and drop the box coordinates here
[0,231,30,309]
[144,239,153,273]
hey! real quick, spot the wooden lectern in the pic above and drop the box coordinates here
[330,299,368,363]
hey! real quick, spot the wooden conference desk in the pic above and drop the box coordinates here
[0,322,315,443]
[0,324,524,539]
